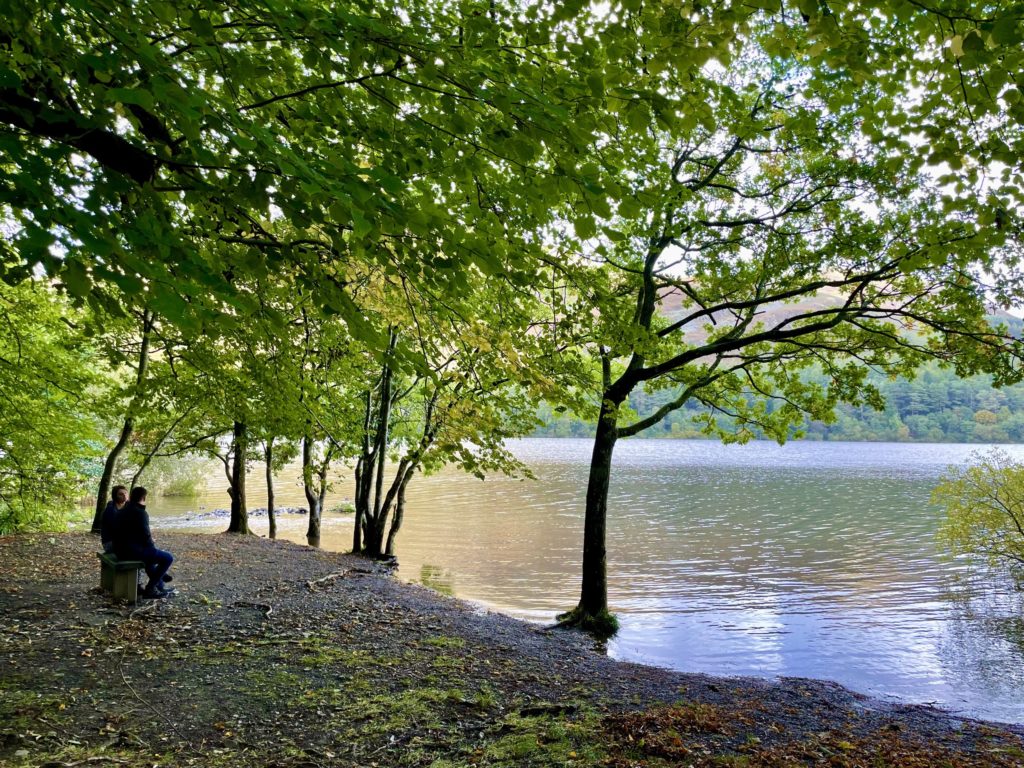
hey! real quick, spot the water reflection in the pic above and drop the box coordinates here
[419,564,455,596]
[150,438,1024,723]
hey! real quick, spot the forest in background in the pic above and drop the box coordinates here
[535,361,1024,445]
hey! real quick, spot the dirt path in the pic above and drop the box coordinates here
[1,533,1022,767]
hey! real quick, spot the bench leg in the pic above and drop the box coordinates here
[112,569,139,603]
[100,562,114,594]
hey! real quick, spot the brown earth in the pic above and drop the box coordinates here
[1,532,1022,767]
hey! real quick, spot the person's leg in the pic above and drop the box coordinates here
[150,548,173,590]
[139,547,173,595]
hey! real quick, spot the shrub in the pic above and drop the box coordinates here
[934,449,1024,571]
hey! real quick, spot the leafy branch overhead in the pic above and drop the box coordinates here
[0,0,616,334]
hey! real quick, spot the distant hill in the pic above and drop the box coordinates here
[535,291,1024,443]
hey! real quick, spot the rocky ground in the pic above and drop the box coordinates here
[1,532,1022,767]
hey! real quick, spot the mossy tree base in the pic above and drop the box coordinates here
[554,606,619,640]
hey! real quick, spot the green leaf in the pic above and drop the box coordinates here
[991,18,1021,46]
[574,215,597,240]
[617,197,642,219]
[105,87,155,110]
[962,29,986,52]
[62,260,91,297]
[0,65,21,88]
[189,12,215,39]
[351,211,373,239]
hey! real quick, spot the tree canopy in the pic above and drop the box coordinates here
[0,0,620,339]
[2,2,1024,636]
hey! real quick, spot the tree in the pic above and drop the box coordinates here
[352,318,540,559]
[89,307,155,532]
[547,10,1024,633]
[294,304,363,548]
[935,450,1024,572]
[0,279,103,533]
[332,259,551,559]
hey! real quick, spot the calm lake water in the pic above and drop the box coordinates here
[151,438,1024,724]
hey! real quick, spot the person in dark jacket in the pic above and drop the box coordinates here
[100,485,128,553]
[113,486,174,599]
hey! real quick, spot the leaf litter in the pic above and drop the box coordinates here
[1,532,1022,767]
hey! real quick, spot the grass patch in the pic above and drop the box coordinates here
[480,709,606,767]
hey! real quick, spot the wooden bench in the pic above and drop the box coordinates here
[97,552,145,603]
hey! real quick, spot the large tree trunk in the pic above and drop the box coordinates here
[353,388,374,554]
[564,397,620,632]
[265,438,276,540]
[227,421,250,534]
[366,458,412,559]
[90,310,153,532]
[362,496,387,558]
[370,357,394,535]
[91,417,134,532]
[303,433,321,548]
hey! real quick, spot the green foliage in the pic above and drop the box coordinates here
[126,453,210,498]
[535,362,1024,444]
[934,450,1024,572]
[0,280,104,533]
[0,0,617,340]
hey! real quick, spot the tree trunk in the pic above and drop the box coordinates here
[90,310,153,532]
[353,388,374,554]
[303,433,321,548]
[384,465,415,557]
[363,500,387,558]
[372,359,394,525]
[352,458,364,553]
[91,417,134,532]
[575,398,620,623]
[227,421,250,534]
[265,438,276,540]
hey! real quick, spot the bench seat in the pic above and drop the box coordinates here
[97,552,145,603]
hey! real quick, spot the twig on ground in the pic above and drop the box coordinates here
[232,600,273,617]
[126,601,157,620]
[305,571,350,590]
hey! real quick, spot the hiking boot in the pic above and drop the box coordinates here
[141,585,169,599]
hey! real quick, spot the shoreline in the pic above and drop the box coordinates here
[3,532,1022,767]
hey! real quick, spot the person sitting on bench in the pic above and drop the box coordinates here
[113,486,174,599]
[100,485,128,554]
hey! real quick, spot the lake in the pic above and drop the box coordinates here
[152,438,1024,724]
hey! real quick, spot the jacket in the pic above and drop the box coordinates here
[100,500,121,552]
[113,501,155,556]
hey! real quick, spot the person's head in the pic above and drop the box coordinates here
[112,485,128,506]
[129,486,148,505]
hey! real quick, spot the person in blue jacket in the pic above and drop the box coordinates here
[113,486,174,599]
[99,485,128,553]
